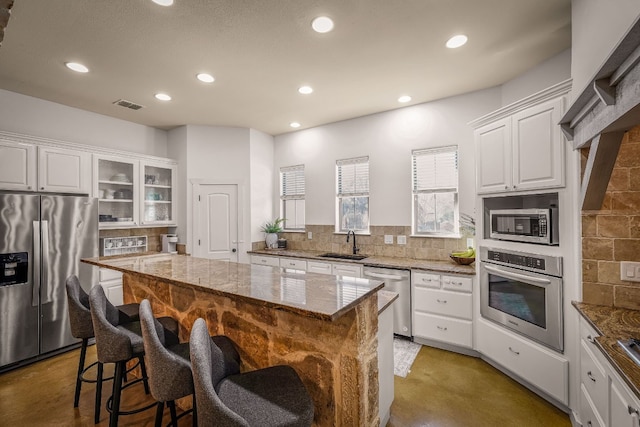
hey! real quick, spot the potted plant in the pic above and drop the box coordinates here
[261,218,284,249]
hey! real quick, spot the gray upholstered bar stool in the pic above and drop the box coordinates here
[65,275,141,424]
[190,318,314,427]
[89,285,180,427]
[138,299,241,427]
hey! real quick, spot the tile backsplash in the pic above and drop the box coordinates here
[99,227,170,252]
[252,224,469,261]
[582,126,640,309]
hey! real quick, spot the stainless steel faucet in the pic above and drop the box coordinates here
[346,230,359,255]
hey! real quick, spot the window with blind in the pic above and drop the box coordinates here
[412,146,459,236]
[280,165,305,230]
[336,156,369,232]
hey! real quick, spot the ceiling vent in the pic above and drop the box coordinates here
[112,99,145,110]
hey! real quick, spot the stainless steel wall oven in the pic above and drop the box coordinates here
[479,246,563,352]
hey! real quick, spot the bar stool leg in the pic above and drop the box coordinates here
[95,362,104,424]
[74,338,88,407]
[168,400,178,426]
[109,361,125,427]
[154,401,165,427]
[139,355,150,395]
[192,394,197,427]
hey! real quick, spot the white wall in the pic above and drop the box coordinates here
[571,0,640,99]
[274,88,502,227]
[167,125,252,261]
[501,49,571,107]
[249,129,275,243]
[0,89,168,156]
[167,125,188,241]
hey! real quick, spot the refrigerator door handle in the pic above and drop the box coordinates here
[41,220,52,305]
[32,220,40,307]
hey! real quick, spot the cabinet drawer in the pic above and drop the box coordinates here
[307,261,332,275]
[441,275,472,293]
[413,312,472,348]
[99,268,123,282]
[580,317,602,356]
[580,340,608,421]
[413,288,472,320]
[477,319,568,405]
[332,263,362,278]
[250,255,279,267]
[412,271,441,289]
[580,384,605,427]
[279,258,307,270]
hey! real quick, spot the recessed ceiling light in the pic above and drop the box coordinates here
[446,35,468,49]
[197,73,215,83]
[298,86,313,95]
[151,0,174,6]
[155,93,172,101]
[290,122,301,128]
[398,95,412,103]
[312,16,334,33]
[65,62,89,73]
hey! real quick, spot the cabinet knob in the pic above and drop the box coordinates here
[504,185,509,190]
[587,371,596,382]
[436,326,448,331]
[27,186,32,190]
[436,299,447,304]
[508,346,520,355]
[41,187,45,190]
[586,335,596,344]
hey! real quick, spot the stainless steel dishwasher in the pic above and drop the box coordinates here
[363,266,411,337]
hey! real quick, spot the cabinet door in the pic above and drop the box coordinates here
[307,261,332,275]
[475,117,512,194]
[140,161,177,226]
[280,257,307,271]
[332,263,362,278]
[94,155,139,228]
[38,146,90,193]
[512,97,564,191]
[250,255,279,267]
[611,380,640,427]
[0,139,36,191]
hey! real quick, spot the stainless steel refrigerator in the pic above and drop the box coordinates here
[0,193,98,370]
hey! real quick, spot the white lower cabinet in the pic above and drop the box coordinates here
[579,316,640,427]
[412,271,473,349]
[98,268,124,306]
[477,319,568,405]
[250,255,280,267]
[307,261,332,275]
[279,257,307,271]
[332,262,362,278]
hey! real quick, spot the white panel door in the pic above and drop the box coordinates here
[195,184,238,262]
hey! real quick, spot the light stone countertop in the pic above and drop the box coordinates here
[83,253,385,321]
[248,249,476,276]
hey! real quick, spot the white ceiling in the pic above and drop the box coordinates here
[0,0,571,136]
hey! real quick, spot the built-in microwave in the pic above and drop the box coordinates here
[489,208,558,245]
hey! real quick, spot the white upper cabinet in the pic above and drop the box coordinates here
[139,160,177,226]
[93,155,139,228]
[0,138,36,191]
[471,81,570,195]
[38,146,91,194]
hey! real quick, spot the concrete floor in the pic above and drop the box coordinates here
[0,343,572,426]
[388,345,572,427]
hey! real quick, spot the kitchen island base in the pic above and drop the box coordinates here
[123,273,380,427]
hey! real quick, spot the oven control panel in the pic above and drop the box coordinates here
[480,246,562,278]
[486,250,546,270]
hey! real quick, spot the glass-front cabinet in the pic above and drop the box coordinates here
[93,155,177,229]
[140,161,176,226]
[94,155,139,228]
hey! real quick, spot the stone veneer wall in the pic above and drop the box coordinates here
[0,0,14,47]
[124,274,380,426]
[253,224,469,260]
[99,227,169,253]
[582,126,640,308]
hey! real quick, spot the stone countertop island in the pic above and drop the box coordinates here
[83,253,387,426]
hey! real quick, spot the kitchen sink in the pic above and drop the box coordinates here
[318,253,368,261]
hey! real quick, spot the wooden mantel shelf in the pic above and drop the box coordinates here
[559,15,640,210]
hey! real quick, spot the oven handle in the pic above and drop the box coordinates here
[484,264,552,285]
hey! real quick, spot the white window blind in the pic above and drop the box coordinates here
[412,146,458,193]
[281,165,305,200]
[337,156,369,197]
